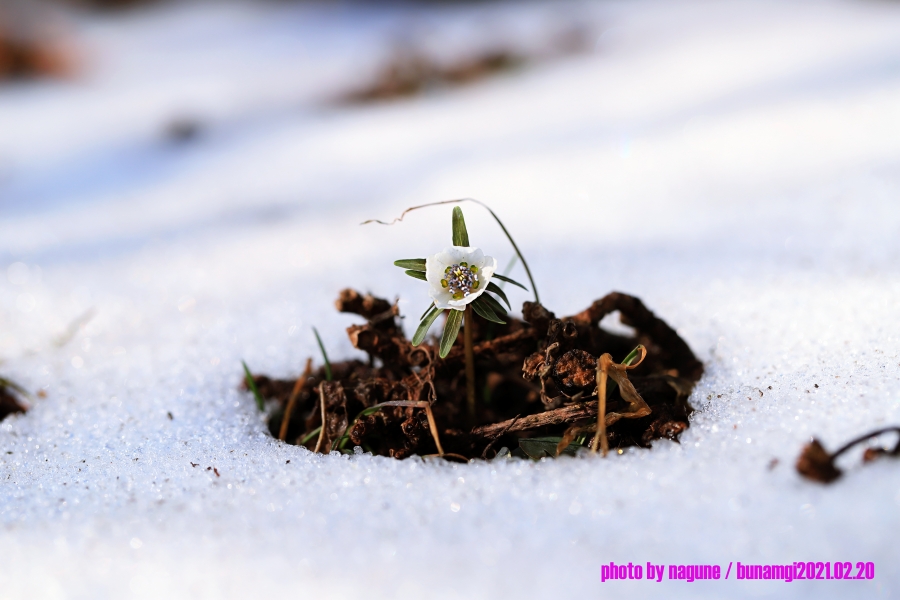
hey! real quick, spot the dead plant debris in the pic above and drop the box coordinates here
[244,288,703,461]
[0,5,76,83]
[342,48,524,104]
[796,427,900,483]
[0,377,29,422]
[340,26,590,105]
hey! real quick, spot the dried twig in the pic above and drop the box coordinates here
[591,345,648,455]
[313,383,327,453]
[279,358,312,442]
[423,403,445,456]
[555,422,593,457]
[472,402,604,437]
[482,414,520,459]
[591,353,611,455]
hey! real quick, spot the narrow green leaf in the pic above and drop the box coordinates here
[492,273,528,291]
[394,258,426,271]
[405,270,427,281]
[413,306,444,346]
[480,291,508,318]
[471,296,505,324]
[486,281,511,309]
[242,360,265,412]
[439,309,464,358]
[337,404,387,449]
[622,345,644,366]
[452,206,470,246]
[419,302,435,320]
[313,327,332,382]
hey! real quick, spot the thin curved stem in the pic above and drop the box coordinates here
[590,355,609,456]
[830,426,900,460]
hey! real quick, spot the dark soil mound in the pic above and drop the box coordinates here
[247,289,703,460]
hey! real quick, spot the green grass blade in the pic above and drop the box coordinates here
[405,269,427,281]
[452,206,470,246]
[471,296,505,324]
[486,282,511,309]
[492,273,528,291]
[413,306,444,346]
[470,201,538,302]
[313,327,332,381]
[241,360,265,411]
[479,291,508,318]
[337,404,387,449]
[394,258,426,271]
[482,256,519,341]
[496,256,518,289]
[439,309,464,357]
[298,425,322,445]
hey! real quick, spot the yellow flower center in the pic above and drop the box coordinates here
[443,262,479,299]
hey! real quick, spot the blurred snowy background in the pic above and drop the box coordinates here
[1,0,899,598]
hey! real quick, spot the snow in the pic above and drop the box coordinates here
[2,0,900,597]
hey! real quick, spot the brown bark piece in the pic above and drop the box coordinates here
[471,399,641,438]
[552,349,597,395]
[322,381,349,445]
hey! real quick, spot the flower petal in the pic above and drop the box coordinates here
[429,286,457,310]
[448,292,482,308]
[425,254,447,288]
[479,255,497,280]
[425,246,494,310]
[435,247,468,266]
[463,247,484,267]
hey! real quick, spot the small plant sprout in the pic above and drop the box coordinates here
[394,206,528,420]
[241,361,265,412]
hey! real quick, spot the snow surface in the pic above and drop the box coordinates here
[2,0,900,598]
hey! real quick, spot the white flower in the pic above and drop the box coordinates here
[426,246,497,310]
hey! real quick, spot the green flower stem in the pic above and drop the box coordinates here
[465,305,476,423]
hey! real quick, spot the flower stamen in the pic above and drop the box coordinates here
[444,263,479,299]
